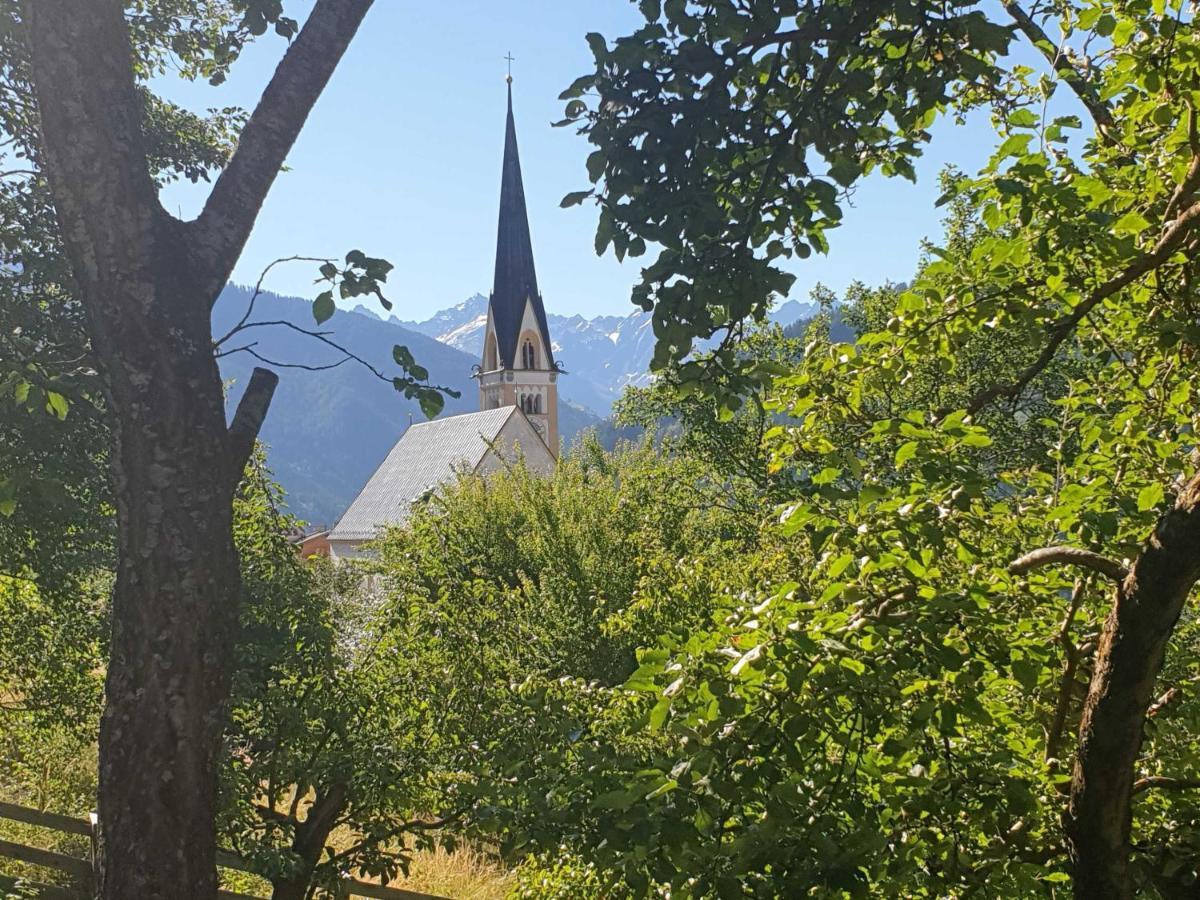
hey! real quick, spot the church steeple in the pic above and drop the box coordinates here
[488,79,555,370]
[478,70,560,456]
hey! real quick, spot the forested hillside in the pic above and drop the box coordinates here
[214,286,598,526]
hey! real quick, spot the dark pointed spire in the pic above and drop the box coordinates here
[489,77,554,369]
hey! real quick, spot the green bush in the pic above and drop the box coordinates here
[509,850,626,900]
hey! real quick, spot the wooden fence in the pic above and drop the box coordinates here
[0,801,448,900]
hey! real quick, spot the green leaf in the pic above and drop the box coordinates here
[996,133,1033,159]
[419,390,445,418]
[1137,483,1165,512]
[594,788,638,810]
[313,290,335,325]
[895,441,919,468]
[648,696,671,730]
[595,209,614,255]
[826,553,853,579]
[1012,658,1040,691]
[584,32,608,60]
[561,190,592,208]
[960,432,993,448]
[393,345,415,369]
[1113,211,1151,238]
[839,657,866,676]
[811,466,841,485]
[1007,108,1038,128]
[45,391,68,420]
[828,158,861,187]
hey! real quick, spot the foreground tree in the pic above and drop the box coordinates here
[218,457,455,900]
[11,2,420,894]
[557,2,1200,894]
[229,441,754,897]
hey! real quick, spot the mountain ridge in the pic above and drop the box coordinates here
[217,286,597,528]
[393,295,817,414]
[221,286,818,528]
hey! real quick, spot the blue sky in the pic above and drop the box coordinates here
[159,1,999,320]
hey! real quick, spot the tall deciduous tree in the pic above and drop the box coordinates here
[17,2,378,894]
[563,1,1200,895]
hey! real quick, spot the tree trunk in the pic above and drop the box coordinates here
[92,254,247,897]
[22,4,245,894]
[22,0,367,894]
[269,784,348,900]
[1066,474,1200,899]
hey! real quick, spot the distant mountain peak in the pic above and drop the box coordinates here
[397,293,819,418]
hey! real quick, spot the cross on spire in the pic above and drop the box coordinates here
[490,64,554,371]
[505,51,515,83]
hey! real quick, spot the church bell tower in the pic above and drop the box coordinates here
[476,72,559,456]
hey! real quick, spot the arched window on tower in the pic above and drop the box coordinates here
[533,394,542,415]
[521,338,536,370]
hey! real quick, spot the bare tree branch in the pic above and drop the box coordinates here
[320,805,473,868]
[227,366,279,485]
[1009,546,1128,582]
[1045,579,1087,767]
[213,255,333,349]
[1001,2,1115,141]
[192,0,375,300]
[1132,776,1200,796]
[228,345,354,373]
[1147,687,1181,719]
[228,319,390,381]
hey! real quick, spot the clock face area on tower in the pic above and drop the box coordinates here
[475,74,560,457]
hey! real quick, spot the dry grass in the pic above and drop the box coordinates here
[388,842,513,900]
[220,838,516,900]
[313,813,513,900]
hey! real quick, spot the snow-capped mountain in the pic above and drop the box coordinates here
[397,295,817,416]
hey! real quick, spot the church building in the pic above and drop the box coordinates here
[477,75,560,450]
[326,77,559,559]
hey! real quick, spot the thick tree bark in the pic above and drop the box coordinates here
[21,0,371,895]
[1066,473,1200,899]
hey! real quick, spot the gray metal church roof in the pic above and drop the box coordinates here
[328,407,517,542]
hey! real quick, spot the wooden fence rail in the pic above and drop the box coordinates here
[0,802,450,900]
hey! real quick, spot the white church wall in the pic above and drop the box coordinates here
[475,409,555,476]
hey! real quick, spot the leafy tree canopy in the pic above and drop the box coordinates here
[500,3,1200,891]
